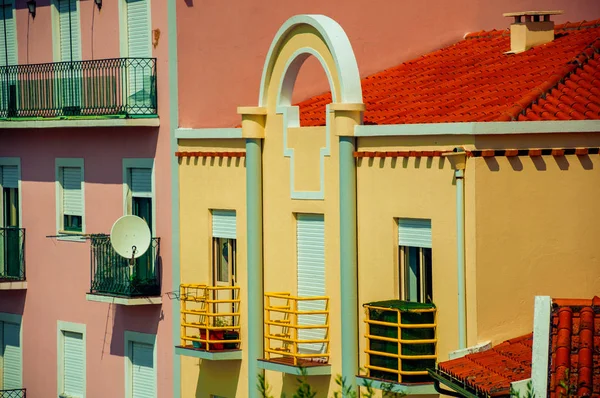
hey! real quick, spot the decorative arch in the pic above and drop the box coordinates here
[257,14,363,200]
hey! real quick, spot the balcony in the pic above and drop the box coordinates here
[176,283,242,360]
[0,58,158,127]
[259,292,331,376]
[0,389,26,398]
[0,227,26,290]
[86,234,161,305]
[359,300,437,393]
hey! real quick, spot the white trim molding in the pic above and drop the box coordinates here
[175,128,242,140]
[124,330,158,398]
[531,296,552,398]
[55,158,85,242]
[57,320,87,398]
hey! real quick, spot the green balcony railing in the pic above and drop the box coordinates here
[0,57,157,119]
[0,389,26,398]
[0,227,26,282]
[90,234,160,297]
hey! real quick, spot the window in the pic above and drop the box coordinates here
[211,210,236,286]
[0,313,22,391]
[125,331,156,398]
[123,0,153,109]
[56,159,84,236]
[0,0,18,114]
[55,0,81,62]
[57,321,85,398]
[398,218,432,303]
[0,160,21,279]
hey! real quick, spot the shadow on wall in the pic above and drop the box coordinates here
[0,290,26,314]
[484,155,594,172]
[178,157,246,168]
[107,303,163,357]
[358,157,447,170]
[281,374,331,398]
[195,360,241,398]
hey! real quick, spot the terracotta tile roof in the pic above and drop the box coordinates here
[298,20,600,126]
[436,334,533,397]
[549,296,600,397]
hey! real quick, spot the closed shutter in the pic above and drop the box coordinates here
[296,214,326,354]
[58,0,81,61]
[130,168,152,197]
[0,1,17,66]
[2,321,22,390]
[62,167,82,216]
[63,331,84,397]
[131,342,155,398]
[126,0,151,107]
[1,165,18,188]
[212,210,236,239]
[398,218,431,248]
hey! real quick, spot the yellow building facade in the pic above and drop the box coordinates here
[174,14,600,398]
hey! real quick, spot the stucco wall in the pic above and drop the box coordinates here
[175,0,600,128]
[177,139,248,398]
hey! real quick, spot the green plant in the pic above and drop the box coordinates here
[510,380,535,398]
[214,316,232,327]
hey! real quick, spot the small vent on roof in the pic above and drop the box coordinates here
[503,10,564,54]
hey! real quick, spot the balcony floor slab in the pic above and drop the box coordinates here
[257,358,331,376]
[356,376,436,395]
[86,293,162,305]
[0,117,159,129]
[0,281,27,290]
[175,346,242,360]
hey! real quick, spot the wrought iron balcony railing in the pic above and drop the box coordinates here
[0,389,26,398]
[0,227,26,282]
[0,58,157,119]
[90,234,160,297]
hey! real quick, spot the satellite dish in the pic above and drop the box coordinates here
[110,215,151,260]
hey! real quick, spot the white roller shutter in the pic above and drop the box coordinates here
[2,321,22,390]
[62,167,82,216]
[0,1,17,66]
[398,218,431,248]
[131,342,155,398]
[1,165,18,188]
[296,214,326,354]
[58,0,81,61]
[212,210,236,239]
[130,168,152,197]
[63,331,84,398]
[126,0,151,106]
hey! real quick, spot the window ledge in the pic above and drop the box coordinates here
[86,293,162,305]
[175,346,242,360]
[257,358,331,376]
[56,234,87,243]
[0,281,27,290]
[356,376,436,395]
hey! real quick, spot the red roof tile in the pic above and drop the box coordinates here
[437,334,533,397]
[549,297,600,398]
[298,20,600,126]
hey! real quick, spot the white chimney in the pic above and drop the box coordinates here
[503,10,564,54]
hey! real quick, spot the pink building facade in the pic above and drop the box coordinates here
[0,0,172,397]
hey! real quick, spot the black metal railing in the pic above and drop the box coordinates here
[0,389,26,398]
[0,58,157,119]
[0,227,26,282]
[90,234,160,297]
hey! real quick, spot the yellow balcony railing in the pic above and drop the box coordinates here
[264,292,330,366]
[180,283,241,351]
[364,301,437,383]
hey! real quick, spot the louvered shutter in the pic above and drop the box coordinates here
[63,331,84,397]
[130,168,152,198]
[126,0,151,107]
[2,322,22,390]
[131,342,155,398]
[1,165,18,188]
[212,210,236,239]
[62,167,82,217]
[58,0,80,61]
[296,214,326,354]
[0,1,17,66]
[398,218,432,248]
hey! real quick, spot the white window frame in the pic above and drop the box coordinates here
[124,330,157,398]
[118,0,153,58]
[0,157,22,228]
[55,158,85,241]
[122,158,156,234]
[50,0,82,63]
[56,320,86,398]
[0,0,18,66]
[0,312,23,390]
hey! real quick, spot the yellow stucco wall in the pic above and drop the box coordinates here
[178,139,248,398]
[471,133,600,345]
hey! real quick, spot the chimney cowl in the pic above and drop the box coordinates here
[503,10,564,54]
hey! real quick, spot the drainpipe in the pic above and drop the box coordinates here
[453,149,467,350]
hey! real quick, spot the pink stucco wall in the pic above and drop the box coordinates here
[176,0,600,128]
[1,1,173,397]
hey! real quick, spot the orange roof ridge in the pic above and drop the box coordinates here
[465,18,600,40]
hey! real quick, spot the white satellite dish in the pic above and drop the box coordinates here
[110,215,151,260]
